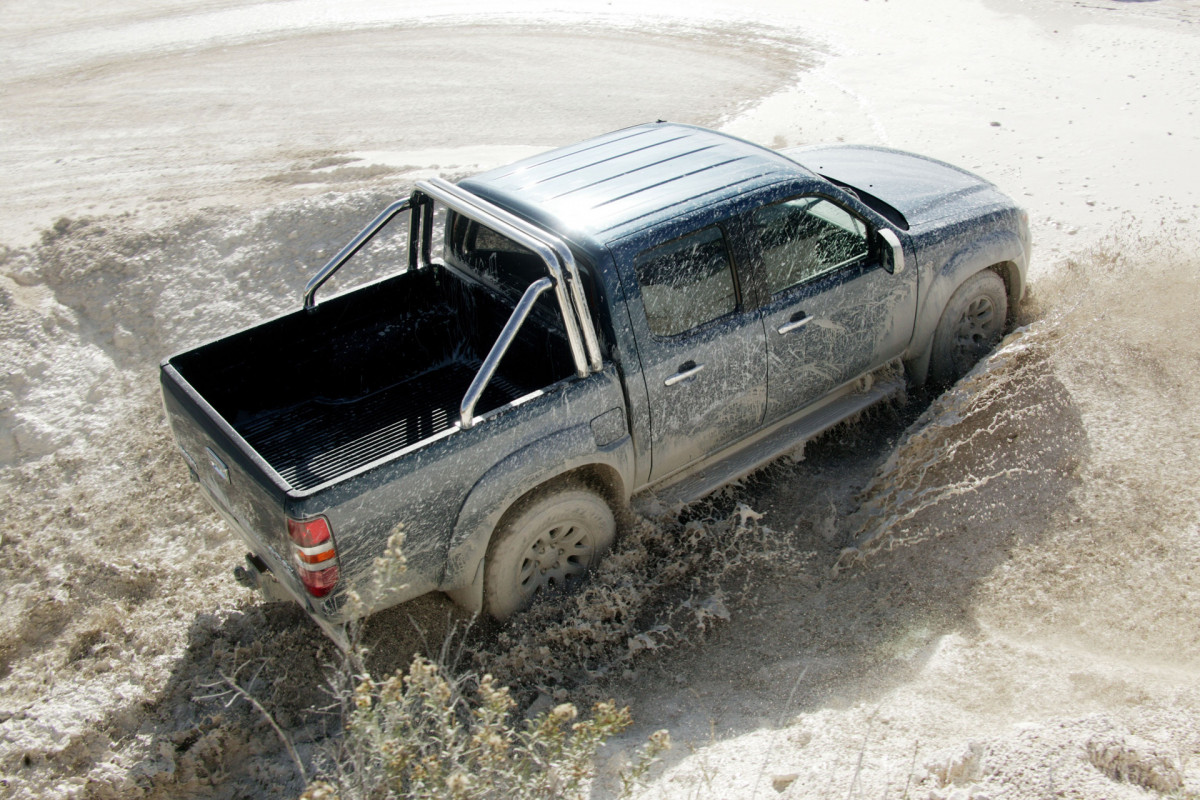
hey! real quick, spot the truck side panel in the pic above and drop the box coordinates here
[295,367,629,622]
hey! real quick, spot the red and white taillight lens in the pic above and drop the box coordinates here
[287,516,340,597]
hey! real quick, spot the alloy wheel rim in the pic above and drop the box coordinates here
[953,296,999,363]
[517,523,593,596]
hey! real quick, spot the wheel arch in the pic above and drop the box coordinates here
[440,426,632,613]
[905,228,1026,386]
[990,258,1024,317]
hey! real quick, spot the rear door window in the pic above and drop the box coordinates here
[447,212,546,300]
[633,226,738,337]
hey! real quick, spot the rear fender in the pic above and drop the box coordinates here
[906,228,1026,385]
[440,423,634,612]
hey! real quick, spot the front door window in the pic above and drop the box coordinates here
[754,196,870,294]
[750,194,914,421]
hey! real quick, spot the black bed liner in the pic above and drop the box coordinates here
[237,360,533,491]
[168,264,573,493]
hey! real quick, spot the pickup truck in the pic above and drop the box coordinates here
[160,122,1029,645]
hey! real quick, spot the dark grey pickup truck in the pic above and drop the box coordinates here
[161,123,1028,644]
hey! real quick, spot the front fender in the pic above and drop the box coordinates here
[439,422,634,611]
[906,227,1027,384]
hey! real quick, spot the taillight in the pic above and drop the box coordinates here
[287,516,340,597]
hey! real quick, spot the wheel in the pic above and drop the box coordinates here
[484,486,616,620]
[928,269,1008,386]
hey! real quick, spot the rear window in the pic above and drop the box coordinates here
[446,211,547,301]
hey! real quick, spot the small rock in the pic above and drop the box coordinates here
[771,773,799,793]
[925,741,984,787]
[113,323,137,351]
[522,692,555,722]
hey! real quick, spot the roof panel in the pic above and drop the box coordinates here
[540,141,721,202]
[485,127,689,190]
[589,158,776,234]
[459,123,810,246]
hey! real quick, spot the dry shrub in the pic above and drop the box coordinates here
[304,502,792,797]
[305,653,668,800]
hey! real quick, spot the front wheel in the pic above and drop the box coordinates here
[928,269,1008,386]
[484,486,616,620]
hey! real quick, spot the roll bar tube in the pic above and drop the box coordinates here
[414,179,594,379]
[420,177,604,374]
[459,277,555,429]
[301,181,602,430]
[302,198,414,311]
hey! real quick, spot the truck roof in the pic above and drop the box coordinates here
[458,122,812,252]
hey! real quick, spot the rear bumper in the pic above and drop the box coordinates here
[191,471,352,648]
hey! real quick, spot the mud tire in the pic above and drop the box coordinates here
[484,486,616,620]
[928,269,1008,386]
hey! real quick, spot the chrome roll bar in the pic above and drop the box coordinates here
[302,198,415,311]
[414,178,594,379]
[459,277,554,430]
[420,177,604,374]
[301,180,605,433]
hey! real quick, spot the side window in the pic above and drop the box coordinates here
[753,197,869,295]
[634,226,738,337]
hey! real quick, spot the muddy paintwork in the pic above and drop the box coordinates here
[160,122,1030,636]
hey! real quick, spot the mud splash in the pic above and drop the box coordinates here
[849,233,1200,667]
[631,233,1200,799]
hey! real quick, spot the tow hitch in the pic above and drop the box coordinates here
[233,553,292,602]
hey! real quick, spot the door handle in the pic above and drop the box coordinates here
[777,314,812,335]
[664,361,705,386]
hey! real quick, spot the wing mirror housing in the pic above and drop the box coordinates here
[879,228,904,274]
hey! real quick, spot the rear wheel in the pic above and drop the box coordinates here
[484,486,616,620]
[929,269,1008,386]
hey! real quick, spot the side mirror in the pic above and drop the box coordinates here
[879,229,904,275]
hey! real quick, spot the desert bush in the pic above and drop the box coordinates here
[302,501,798,798]
[303,652,668,800]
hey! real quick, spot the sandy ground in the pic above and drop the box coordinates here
[1,0,1199,798]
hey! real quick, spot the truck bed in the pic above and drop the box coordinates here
[238,359,529,490]
[167,263,573,492]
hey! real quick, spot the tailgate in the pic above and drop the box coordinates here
[160,362,308,601]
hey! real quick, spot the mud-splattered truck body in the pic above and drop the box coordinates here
[160,123,1029,644]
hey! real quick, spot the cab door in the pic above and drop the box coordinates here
[747,195,917,422]
[615,223,766,483]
